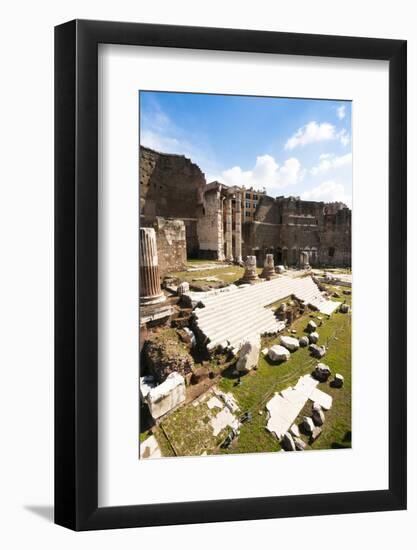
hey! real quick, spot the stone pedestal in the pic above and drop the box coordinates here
[140,227,166,305]
[260,254,276,278]
[225,197,233,261]
[234,192,242,263]
[241,255,259,282]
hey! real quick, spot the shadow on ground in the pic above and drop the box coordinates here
[24,505,54,523]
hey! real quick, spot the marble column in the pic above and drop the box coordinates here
[242,255,259,282]
[217,192,225,261]
[260,253,276,278]
[234,192,242,263]
[225,197,233,261]
[139,227,166,305]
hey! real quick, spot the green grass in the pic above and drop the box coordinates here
[218,305,351,454]
[170,265,262,285]
[158,397,231,456]
[186,259,223,267]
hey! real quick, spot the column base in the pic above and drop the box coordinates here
[140,292,166,306]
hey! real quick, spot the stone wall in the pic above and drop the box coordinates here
[243,195,351,267]
[154,217,187,276]
[196,184,224,260]
[140,146,206,256]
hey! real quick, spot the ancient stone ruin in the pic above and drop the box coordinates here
[140,146,351,270]
[139,227,166,306]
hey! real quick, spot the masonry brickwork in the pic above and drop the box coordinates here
[154,217,187,277]
[140,146,205,257]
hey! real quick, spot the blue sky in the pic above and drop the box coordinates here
[140,91,352,207]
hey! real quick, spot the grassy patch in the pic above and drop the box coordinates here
[169,266,262,286]
[159,396,232,456]
[218,307,351,454]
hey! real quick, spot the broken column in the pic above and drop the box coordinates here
[260,253,276,278]
[234,192,242,263]
[241,255,259,283]
[225,196,233,261]
[140,227,166,305]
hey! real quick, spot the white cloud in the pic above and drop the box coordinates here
[338,128,350,147]
[301,180,351,207]
[285,121,336,150]
[310,152,352,175]
[285,121,351,150]
[337,105,346,120]
[211,154,305,194]
[141,129,181,154]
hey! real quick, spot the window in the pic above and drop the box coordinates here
[245,211,250,217]
[328,247,335,257]
[253,194,258,200]
[245,192,251,200]
[246,202,251,209]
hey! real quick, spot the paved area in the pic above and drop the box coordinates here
[210,407,239,436]
[266,374,332,439]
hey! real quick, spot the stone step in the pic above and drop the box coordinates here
[193,275,338,355]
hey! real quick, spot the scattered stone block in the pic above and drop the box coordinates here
[236,335,261,373]
[310,426,323,443]
[299,336,309,347]
[310,344,326,359]
[332,373,344,388]
[141,372,186,420]
[308,331,319,344]
[280,335,300,352]
[140,435,162,459]
[268,345,290,363]
[177,281,190,296]
[207,396,223,410]
[312,404,325,426]
[276,265,285,274]
[302,416,315,434]
[281,432,296,451]
[261,347,269,356]
[313,362,332,382]
[294,437,306,451]
[340,303,349,313]
[306,320,317,333]
[290,424,300,438]
[178,327,196,347]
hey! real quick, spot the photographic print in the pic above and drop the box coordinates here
[139,91,352,459]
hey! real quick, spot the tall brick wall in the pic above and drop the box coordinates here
[140,146,206,256]
[243,195,351,267]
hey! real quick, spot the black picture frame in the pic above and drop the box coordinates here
[55,19,407,531]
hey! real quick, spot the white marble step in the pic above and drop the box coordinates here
[193,275,338,354]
